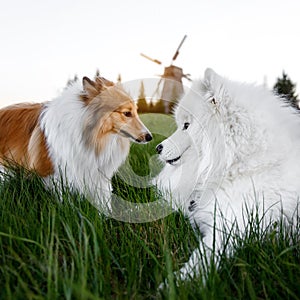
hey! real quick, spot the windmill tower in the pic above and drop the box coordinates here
[141,35,191,113]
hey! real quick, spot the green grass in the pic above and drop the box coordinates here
[0,113,300,299]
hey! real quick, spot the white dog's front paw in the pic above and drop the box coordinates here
[158,278,169,290]
[158,267,191,291]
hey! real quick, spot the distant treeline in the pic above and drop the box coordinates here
[136,98,176,114]
[66,70,299,114]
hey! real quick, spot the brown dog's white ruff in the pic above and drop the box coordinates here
[0,76,152,210]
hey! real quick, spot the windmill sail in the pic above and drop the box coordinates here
[140,53,162,65]
[171,35,187,62]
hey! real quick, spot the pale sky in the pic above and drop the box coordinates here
[1,0,300,107]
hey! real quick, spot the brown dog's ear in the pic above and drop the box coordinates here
[81,76,115,103]
[82,77,98,98]
[95,77,114,90]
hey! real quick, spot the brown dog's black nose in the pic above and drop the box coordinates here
[156,143,163,154]
[145,133,152,142]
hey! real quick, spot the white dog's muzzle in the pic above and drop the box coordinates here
[156,130,191,165]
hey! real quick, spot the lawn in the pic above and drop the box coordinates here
[0,113,299,299]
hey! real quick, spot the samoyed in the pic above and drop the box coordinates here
[155,68,300,281]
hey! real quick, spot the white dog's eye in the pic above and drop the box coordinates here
[210,98,217,105]
[183,122,190,130]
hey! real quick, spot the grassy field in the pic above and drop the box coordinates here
[0,114,300,300]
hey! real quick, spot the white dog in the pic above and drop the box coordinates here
[155,68,300,281]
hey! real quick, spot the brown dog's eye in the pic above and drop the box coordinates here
[123,111,132,117]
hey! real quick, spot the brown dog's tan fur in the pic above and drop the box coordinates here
[0,76,150,179]
[0,103,53,176]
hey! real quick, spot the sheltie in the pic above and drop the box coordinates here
[0,76,152,210]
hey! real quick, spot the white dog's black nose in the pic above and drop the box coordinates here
[156,144,163,154]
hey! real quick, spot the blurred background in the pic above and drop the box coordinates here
[1,0,299,107]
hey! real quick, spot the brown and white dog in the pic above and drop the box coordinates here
[0,76,152,210]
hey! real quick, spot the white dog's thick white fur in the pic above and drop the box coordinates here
[155,68,300,281]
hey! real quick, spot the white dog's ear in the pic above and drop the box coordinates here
[204,68,219,83]
[204,68,224,93]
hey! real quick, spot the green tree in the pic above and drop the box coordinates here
[273,71,299,110]
[117,73,122,83]
[152,99,165,113]
[136,81,149,113]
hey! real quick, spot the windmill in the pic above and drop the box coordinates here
[141,35,191,113]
